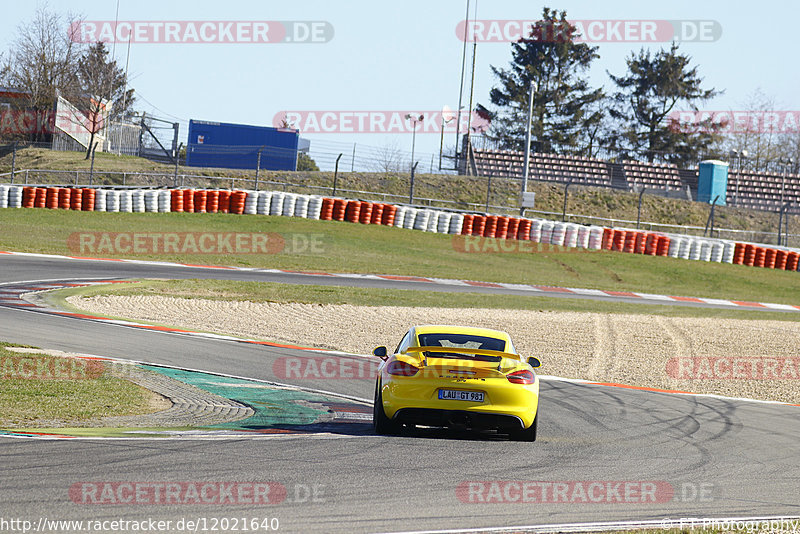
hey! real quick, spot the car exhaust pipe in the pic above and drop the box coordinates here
[448,413,470,428]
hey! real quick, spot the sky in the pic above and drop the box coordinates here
[1,0,798,171]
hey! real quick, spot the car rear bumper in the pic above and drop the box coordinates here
[392,407,525,431]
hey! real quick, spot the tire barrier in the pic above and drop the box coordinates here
[79,189,95,211]
[332,198,347,221]
[517,218,532,241]
[118,190,133,213]
[307,196,323,220]
[244,190,258,215]
[382,204,397,226]
[182,189,194,213]
[345,200,361,223]
[70,188,83,211]
[193,190,208,213]
[218,190,231,214]
[229,191,247,214]
[170,189,184,212]
[206,190,219,213]
[358,201,373,224]
[393,206,408,228]
[320,197,335,220]
[281,193,297,217]
[4,184,799,272]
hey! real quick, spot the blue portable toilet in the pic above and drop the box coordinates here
[697,160,729,206]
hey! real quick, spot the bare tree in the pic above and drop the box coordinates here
[370,139,406,173]
[2,7,83,115]
[73,42,134,158]
[720,89,784,170]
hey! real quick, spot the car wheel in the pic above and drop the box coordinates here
[511,413,537,442]
[373,382,400,435]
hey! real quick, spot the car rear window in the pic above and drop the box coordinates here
[417,333,507,353]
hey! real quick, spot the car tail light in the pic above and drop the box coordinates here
[387,360,420,377]
[506,370,535,384]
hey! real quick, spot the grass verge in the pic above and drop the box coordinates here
[0,209,799,307]
[0,342,160,428]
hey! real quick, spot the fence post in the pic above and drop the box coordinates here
[485,173,492,212]
[333,153,343,196]
[409,162,418,204]
[10,142,17,182]
[636,188,646,229]
[75,170,79,186]
[562,180,573,222]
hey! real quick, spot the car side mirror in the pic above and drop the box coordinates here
[527,357,541,368]
[373,346,388,360]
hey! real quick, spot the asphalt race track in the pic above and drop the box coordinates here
[1,254,799,533]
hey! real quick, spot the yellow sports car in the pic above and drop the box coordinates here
[372,325,540,441]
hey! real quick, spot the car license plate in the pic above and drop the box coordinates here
[438,389,484,402]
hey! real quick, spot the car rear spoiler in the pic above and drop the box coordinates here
[404,346,521,369]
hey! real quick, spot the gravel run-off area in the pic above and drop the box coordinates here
[68,295,800,405]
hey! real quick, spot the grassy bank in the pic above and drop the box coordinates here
[0,342,158,428]
[0,209,798,306]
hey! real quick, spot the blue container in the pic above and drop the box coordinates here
[697,160,729,206]
[186,120,299,171]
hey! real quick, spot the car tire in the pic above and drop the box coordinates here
[511,413,537,442]
[373,382,400,435]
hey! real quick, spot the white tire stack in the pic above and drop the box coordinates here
[144,191,158,212]
[668,237,683,258]
[94,189,107,212]
[413,210,431,231]
[393,207,408,228]
[281,193,297,216]
[449,213,464,234]
[529,220,542,242]
[436,212,452,233]
[564,223,579,248]
[540,221,555,244]
[117,190,132,213]
[307,196,323,219]
[244,190,258,215]
[587,226,604,249]
[131,190,145,212]
[256,191,272,215]
[425,211,439,232]
[710,241,724,262]
[721,241,735,263]
[403,208,419,230]
[7,186,22,208]
[678,238,691,259]
[293,195,310,218]
[699,241,712,262]
[550,222,566,246]
[157,190,171,212]
[269,192,284,215]
[0,185,8,208]
[688,239,701,261]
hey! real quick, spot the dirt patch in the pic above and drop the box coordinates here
[68,295,800,404]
